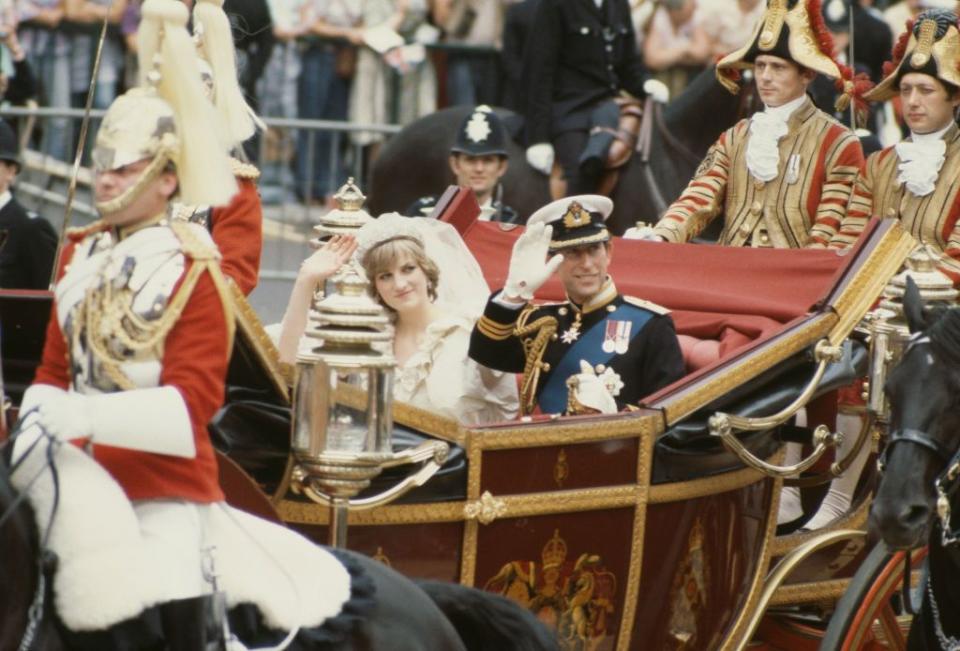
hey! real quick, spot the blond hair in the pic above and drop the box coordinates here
[361,237,440,307]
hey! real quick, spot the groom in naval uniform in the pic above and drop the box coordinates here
[469,195,685,416]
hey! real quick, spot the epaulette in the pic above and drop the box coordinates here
[624,295,670,315]
[229,157,261,180]
[170,220,221,262]
[66,219,109,242]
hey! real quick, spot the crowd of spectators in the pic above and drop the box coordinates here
[0,0,949,205]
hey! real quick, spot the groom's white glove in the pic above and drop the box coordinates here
[525,143,555,176]
[502,222,563,301]
[568,360,620,415]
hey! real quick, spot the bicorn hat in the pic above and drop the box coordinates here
[866,8,960,102]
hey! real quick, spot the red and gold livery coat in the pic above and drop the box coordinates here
[653,98,863,248]
[831,124,960,285]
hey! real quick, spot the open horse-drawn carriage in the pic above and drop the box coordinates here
[0,187,933,649]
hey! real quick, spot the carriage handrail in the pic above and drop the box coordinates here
[708,339,843,478]
[784,410,876,488]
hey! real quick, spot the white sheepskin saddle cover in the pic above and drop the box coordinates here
[11,436,351,633]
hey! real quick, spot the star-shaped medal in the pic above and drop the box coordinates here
[561,325,580,344]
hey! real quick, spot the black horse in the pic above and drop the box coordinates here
[0,436,558,651]
[869,279,960,650]
[368,65,753,235]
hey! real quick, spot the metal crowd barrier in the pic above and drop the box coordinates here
[0,106,400,290]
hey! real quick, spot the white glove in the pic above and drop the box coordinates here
[503,222,563,301]
[525,143,555,176]
[622,224,666,242]
[37,391,93,441]
[32,386,196,457]
[643,78,670,104]
[569,360,621,415]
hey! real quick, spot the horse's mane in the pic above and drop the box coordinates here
[927,307,960,375]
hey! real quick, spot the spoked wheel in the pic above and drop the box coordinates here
[819,543,927,650]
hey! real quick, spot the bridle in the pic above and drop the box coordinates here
[0,410,61,651]
[878,334,960,548]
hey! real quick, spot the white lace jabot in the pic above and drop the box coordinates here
[896,123,951,197]
[746,95,806,182]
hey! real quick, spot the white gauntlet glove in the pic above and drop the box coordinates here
[525,143,555,176]
[37,391,93,441]
[503,222,563,301]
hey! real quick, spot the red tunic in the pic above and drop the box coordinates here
[210,176,263,295]
[34,226,229,502]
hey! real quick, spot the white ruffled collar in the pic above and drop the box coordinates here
[895,123,952,197]
[746,95,807,182]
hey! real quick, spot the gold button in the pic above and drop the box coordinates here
[754,179,765,190]
[551,334,558,341]
[558,307,568,316]
[886,207,896,218]
[750,201,762,215]
[607,305,616,312]
[760,233,770,243]
[739,223,752,236]
[543,363,551,372]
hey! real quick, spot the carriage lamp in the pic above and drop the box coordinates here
[289,180,448,548]
[312,177,373,240]
[865,246,959,423]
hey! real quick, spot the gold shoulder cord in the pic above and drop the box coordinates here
[71,224,235,391]
[514,306,558,416]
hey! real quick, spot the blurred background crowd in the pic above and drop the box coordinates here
[0,0,954,206]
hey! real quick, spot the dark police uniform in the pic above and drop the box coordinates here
[407,105,520,223]
[468,195,684,415]
[0,118,56,290]
[523,0,647,193]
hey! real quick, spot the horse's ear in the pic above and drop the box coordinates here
[903,276,927,333]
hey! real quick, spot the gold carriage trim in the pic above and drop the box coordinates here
[477,314,514,341]
[229,156,261,180]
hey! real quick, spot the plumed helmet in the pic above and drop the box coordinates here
[92,0,236,214]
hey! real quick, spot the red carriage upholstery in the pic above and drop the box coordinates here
[458,220,848,375]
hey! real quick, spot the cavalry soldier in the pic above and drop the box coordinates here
[522,0,649,196]
[0,118,57,289]
[469,195,684,416]
[11,1,357,646]
[831,7,960,286]
[408,105,520,223]
[648,0,867,248]
[168,0,265,296]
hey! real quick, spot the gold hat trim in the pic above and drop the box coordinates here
[562,201,593,229]
[911,19,937,68]
[759,0,788,51]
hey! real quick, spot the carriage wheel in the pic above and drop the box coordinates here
[818,543,927,651]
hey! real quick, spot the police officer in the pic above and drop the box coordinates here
[521,0,649,195]
[469,195,684,416]
[408,105,519,223]
[0,118,57,290]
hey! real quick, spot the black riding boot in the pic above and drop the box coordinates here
[159,595,225,651]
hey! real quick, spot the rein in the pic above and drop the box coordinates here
[0,414,62,651]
